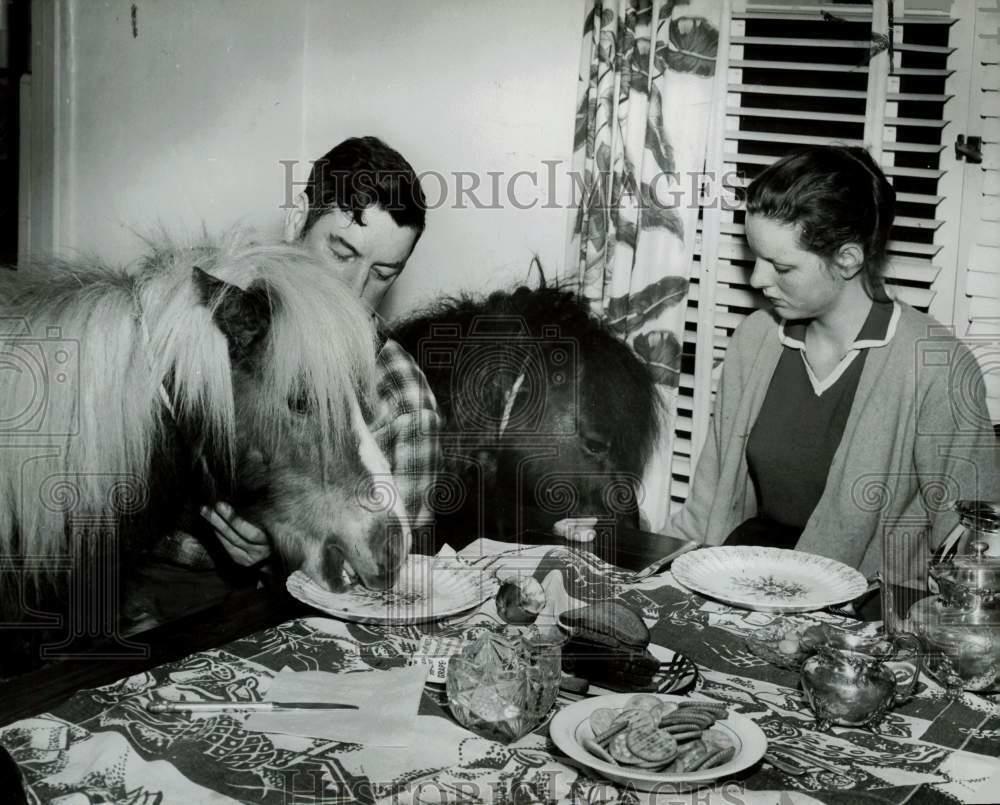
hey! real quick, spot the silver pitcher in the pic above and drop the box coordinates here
[935,500,1000,561]
[906,536,1000,694]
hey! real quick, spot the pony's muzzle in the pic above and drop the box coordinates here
[368,513,411,590]
[345,395,412,589]
[318,513,411,592]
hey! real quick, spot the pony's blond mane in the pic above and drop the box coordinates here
[0,231,377,566]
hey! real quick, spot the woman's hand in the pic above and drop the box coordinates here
[200,502,272,567]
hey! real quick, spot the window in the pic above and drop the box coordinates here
[670,0,984,511]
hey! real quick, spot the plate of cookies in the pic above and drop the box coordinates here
[549,693,767,791]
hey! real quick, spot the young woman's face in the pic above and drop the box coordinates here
[745,214,846,321]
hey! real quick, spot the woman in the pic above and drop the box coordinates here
[668,145,998,579]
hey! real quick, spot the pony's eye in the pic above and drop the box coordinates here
[582,438,609,456]
[288,391,312,416]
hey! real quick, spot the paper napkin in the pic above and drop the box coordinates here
[244,665,429,746]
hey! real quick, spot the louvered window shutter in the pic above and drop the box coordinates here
[671,0,974,513]
[953,1,1000,424]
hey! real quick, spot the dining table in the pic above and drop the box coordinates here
[2,526,999,804]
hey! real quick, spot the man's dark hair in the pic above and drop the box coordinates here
[302,136,427,236]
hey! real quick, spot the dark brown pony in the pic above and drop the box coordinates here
[392,281,662,543]
[0,233,410,674]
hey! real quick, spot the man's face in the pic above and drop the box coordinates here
[300,206,419,312]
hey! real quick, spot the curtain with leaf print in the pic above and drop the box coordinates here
[567,0,721,531]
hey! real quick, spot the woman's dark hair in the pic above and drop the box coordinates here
[745,145,895,299]
[303,136,427,237]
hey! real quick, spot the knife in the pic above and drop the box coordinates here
[146,701,359,713]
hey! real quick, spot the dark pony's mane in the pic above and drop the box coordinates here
[391,282,662,476]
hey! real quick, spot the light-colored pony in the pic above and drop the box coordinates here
[0,232,410,668]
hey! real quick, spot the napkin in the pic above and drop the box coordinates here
[243,665,428,746]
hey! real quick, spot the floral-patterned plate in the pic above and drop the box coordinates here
[286,553,499,625]
[671,547,867,613]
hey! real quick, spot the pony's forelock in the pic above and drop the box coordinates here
[142,231,377,481]
[207,234,377,463]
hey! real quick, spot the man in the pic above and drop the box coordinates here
[200,136,442,568]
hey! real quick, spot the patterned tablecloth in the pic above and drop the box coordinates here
[3,539,999,805]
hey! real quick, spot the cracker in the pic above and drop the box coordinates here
[626,693,663,712]
[671,740,711,773]
[612,708,655,733]
[609,731,640,764]
[581,735,617,765]
[696,745,736,771]
[703,727,735,750]
[661,711,714,729]
[592,719,628,745]
[589,707,620,736]
[650,702,676,723]
[665,727,704,742]
[678,700,728,711]
[626,725,678,763]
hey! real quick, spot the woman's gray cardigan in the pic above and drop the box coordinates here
[666,304,999,579]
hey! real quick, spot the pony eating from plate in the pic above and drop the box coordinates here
[0,232,411,673]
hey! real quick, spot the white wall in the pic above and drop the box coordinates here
[63,0,307,257]
[49,0,582,318]
[296,0,581,317]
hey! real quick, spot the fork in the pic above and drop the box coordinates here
[763,752,807,777]
[656,653,696,694]
[826,573,882,619]
[622,545,695,584]
[556,654,695,700]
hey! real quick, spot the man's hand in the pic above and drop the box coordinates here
[200,502,272,567]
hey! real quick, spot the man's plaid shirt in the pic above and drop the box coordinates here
[368,335,442,528]
[157,334,442,568]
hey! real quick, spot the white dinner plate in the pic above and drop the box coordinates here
[286,553,498,625]
[671,546,868,613]
[549,693,767,792]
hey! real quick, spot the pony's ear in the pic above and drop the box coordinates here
[192,266,272,363]
[525,255,547,290]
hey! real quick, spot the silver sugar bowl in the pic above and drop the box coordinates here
[800,626,923,732]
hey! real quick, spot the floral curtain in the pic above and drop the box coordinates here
[567,0,722,531]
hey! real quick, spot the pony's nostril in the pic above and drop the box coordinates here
[381,515,410,584]
[319,543,351,591]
